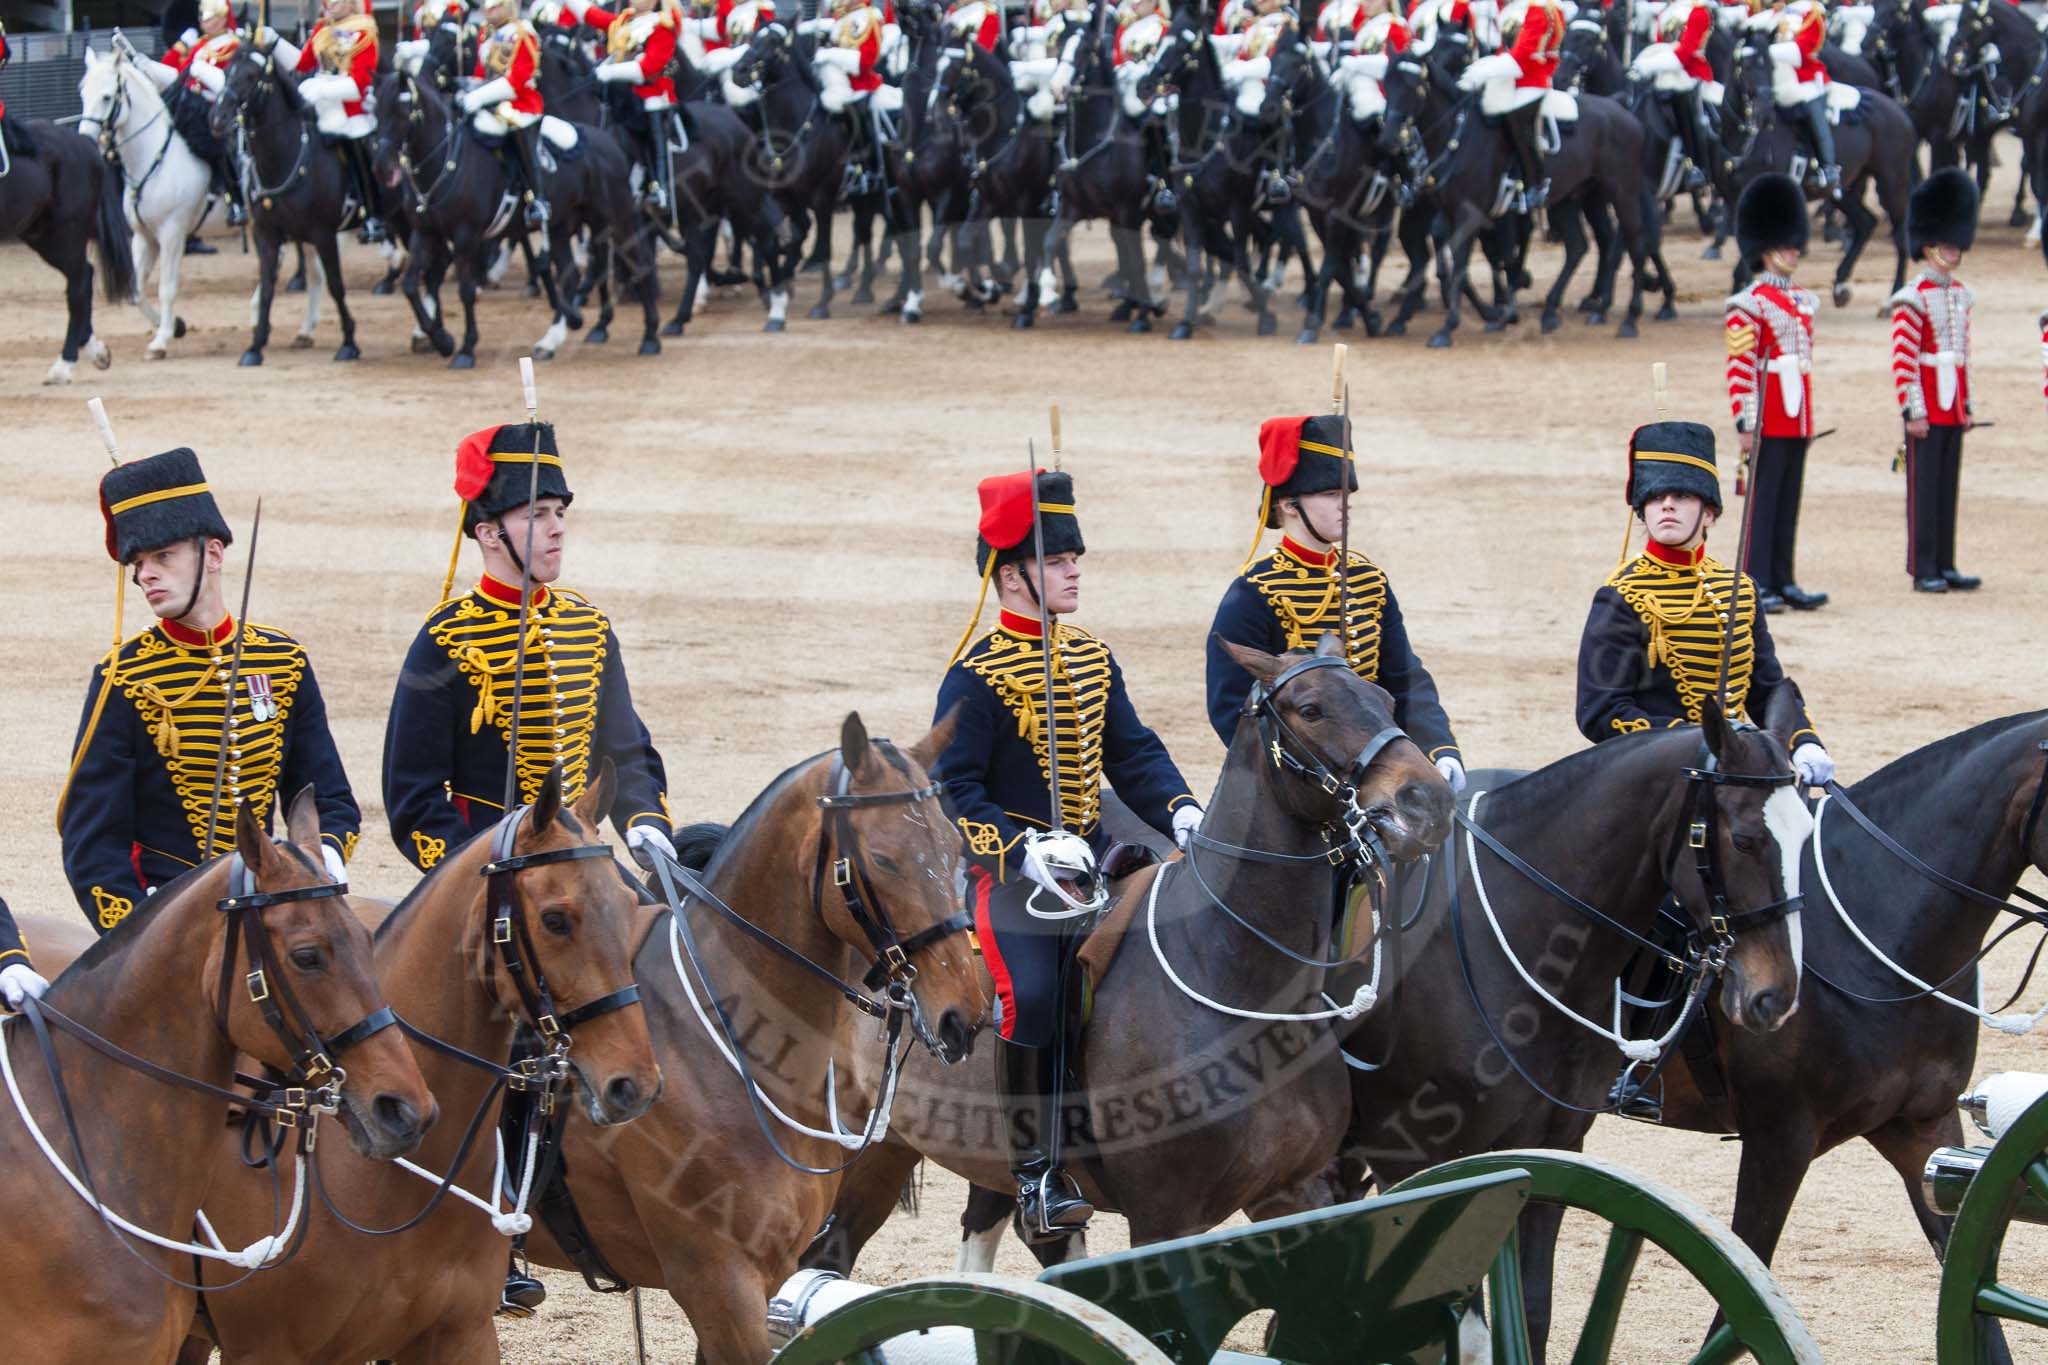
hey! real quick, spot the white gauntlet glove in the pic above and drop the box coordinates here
[1171,803,1204,849]
[1435,755,1468,794]
[596,59,643,82]
[1792,742,1835,788]
[321,844,348,884]
[1019,830,1105,916]
[626,824,678,869]
[0,964,51,1011]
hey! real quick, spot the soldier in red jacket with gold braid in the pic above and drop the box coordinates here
[262,0,389,242]
[564,0,684,211]
[1457,0,1567,212]
[1891,167,1981,594]
[1725,174,1825,614]
[460,0,552,229]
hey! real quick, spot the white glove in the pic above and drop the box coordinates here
[1021,831,1099,895]
[1436,755,1468,794]
[181,26,202,46]
[1050,61,1075,99]
[322,843,348,884]
[626,823,677,869]
[1792,743,1835,788]
[137,55,182,88]
[1171,803,1204,849]
[596,58,642,82]
[1459,52,1520,88]
[464,77,517,111]
[189,60,226,93]
[271,35,304,68]
[0,964,50,1011]
[1767,39,1801,64]
[816,46,862,73]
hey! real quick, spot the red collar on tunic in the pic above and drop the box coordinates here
[1643,540,1707,569]
[477,574,550,609]
[161,614,237,648]
[1278,536,1337,568]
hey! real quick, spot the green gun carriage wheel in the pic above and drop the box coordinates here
[1391,1150,1822,1365]
[770,1273,1178,1365]
[1935,1082,2048,1364]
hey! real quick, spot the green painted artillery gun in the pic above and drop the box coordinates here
[1927,1072,2048,1363]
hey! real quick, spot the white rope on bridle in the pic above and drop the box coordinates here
[667,910,901,1150]
[388,1125,540,1236]
[1812,792,2048,1036]
[0,1015,307,1269]
[1146,860,1381,1023]
[1465,789,1692,1063]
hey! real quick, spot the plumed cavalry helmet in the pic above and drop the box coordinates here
[1734,173,1808,266]
[1907,166,1980,258]
[437,422,575,603]
[99,448,235,563]
[949,469,1084,664]
[1627,421,1722,514]
[198,0,234,24]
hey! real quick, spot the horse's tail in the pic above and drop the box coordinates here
[672,821,729,872]
[92,154,138,302]
[897,1158,925,1215]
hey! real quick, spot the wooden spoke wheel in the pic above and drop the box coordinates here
[770,1273,1177,1365]
[1391,1151,1823,1365]
[1938,1087,2048,1364]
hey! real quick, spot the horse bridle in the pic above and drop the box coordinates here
[813,751,972,995]
[1666,742,1805,956]
[1246,654,1407,852]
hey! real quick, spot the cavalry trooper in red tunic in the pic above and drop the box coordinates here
[1890,167,1980,594]
[0,897,48,1012]
[1726,173,1824,614]
[261,0,390,242]
[563,0,683,212]
[59,448,361,934]
[1457,0,1567,212]
[1206,414,1464,791]
[460,0,553,230]
[131,0,249,236]
[933,470,1202,1238]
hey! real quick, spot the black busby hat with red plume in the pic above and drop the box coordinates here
[453,422,574,536]
[99,447,234,563]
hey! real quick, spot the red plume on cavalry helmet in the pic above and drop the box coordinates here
[453,421,572,536]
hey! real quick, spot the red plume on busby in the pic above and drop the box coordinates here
[973,469,1084,574]
[99,447,234,563]
[453,425,504,503]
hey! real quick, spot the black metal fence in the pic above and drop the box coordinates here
[0,29,166,122]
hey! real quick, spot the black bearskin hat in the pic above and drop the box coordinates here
[99,448,235,563]
[1735,173,1809,265]
[1907,166,1980,258]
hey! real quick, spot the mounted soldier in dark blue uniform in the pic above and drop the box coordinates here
[1206,414,1464,790]
[59,448,360,933]
[0,897,50,1011]
[933,467,1202,1238]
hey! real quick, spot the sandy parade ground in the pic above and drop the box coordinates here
[2,148,2045,1361]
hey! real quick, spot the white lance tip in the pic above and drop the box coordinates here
[519,356,537,417]
[1331,343,1348,406]
[88,397,120,464]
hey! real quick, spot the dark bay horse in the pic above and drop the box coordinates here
[0,792,432,1362]
[183,766,661,1364]
[521,713,985,1363]
[876,0,974,323]
[1343,704,1810,1356]
[807,636,1457,1271]
[210,48,363,367]
[649,98,801,340]
[1648,711,2048,1364]
[0,115,131,384]
[934,40,1062,326]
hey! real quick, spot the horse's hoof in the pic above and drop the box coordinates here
[1427,331,1452,349]
[1700,244,1722,261]
[524,282,541,298]
[831,273,854,291]
[661,319,685,337]
[92,343,112,371]
[285,276,307,293]
[2012,205,2033,228]
[334,343,360,362]
[1832,281,1853,308]
[808,306,830,320]
[43,362,74,386]
[1012,310,1035,330]
[291,334,314,350]
[1484,317,1508,333]
[145,344,169,361]
[880,296,904,316]
[1541,311,1561,334]
[1617,320,1640,339]
[1169,323,1194,340]
[638,337,661,356]
[1385,320,1407,337]
[412,334,432,355]
[764,318,786,333]
[1109,301,1134,322]
[1256,313,1277,337]
[239,349,263,367]
[853,287,875,305]
[173,317,188,339]
[1656,303,1678,322]
[1364,311,1382,338]
[534,346,556,362]
[903,308,922,324]
[371,278,395,296]
[588,327,611,345]
[1587,312,1607,327]
[450,352,476,370]
[1128,314,1151,334]
[1054,295,1078,315]
[563,311,585,333]
[1514,271,1532,290]
[1295,328,1319,345]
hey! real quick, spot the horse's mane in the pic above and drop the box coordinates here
[1848,710,2048,826]
[1487,726,1693,816]
[373,802,595,942]
[690,749,831,878]
[54,860,214,985]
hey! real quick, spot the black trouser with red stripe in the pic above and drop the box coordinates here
[1746,435,1811,593]
[972,868,1079,1050]
[1904,424,1965,580]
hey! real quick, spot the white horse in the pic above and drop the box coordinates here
[77,45,215,359]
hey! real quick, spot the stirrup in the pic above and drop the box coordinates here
[1020,1171,1093,1238]
[1608,1062,1663,1124]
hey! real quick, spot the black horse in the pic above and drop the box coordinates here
[211,48,364,366]
[1723,37,1913,304]
[1343,705,1810,1357]
[932,39,1062,325]
[0,116,133,383]
[872,0,973,322]
[1138,0,1311,340]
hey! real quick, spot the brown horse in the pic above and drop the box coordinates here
[808,636,1457,1271]
[0,790,433,1364]
[519,712,986,1363]
[182,764,662,1364]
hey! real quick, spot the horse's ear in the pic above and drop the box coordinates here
[1218,635,1289,686]
[284,784,325,865]
[909,705,960,775]
[841,711,873,779]
[532,765,564,836]
[1699,696,1730,761]
[1314,630,1345,659]
[234,800,270,873]
[574,757,617,830]
[1760,684,1808,761]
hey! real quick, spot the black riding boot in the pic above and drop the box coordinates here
[643,111,671,215]
[1804,96,1839,196]
[1143,119,1176,216]
[215,150,249,225]
[1509,102,1547,212]
[1676,87,1709,190]
[512,120,551,229]
[997,1038,1092,1238]
[342,136,389,244]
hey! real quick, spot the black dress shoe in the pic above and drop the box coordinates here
[184,235,218,255]
[1757,590,1788,614]
[1779,584,1829,610]
[1941,569,1981,591]
[1913,576,1950,594]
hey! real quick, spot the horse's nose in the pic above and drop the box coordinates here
[604,1074,643,1117]
[1746,987,1791,1031]
[1397,777,1455,842]
[372,1093,434,1151]
[937,1007,974,1063]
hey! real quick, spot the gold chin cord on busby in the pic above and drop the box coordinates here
[203,498,263,859]
[55,399,132,835]
[1333,343,1352,666]
[503,356,545,812]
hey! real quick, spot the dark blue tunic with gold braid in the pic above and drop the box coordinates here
[933,610,1197,884]
[0,897,34,971]
[1206,537,1461,761]
[382,575,672,872]
[1576,542,1821,746]
[58,615,361,933]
